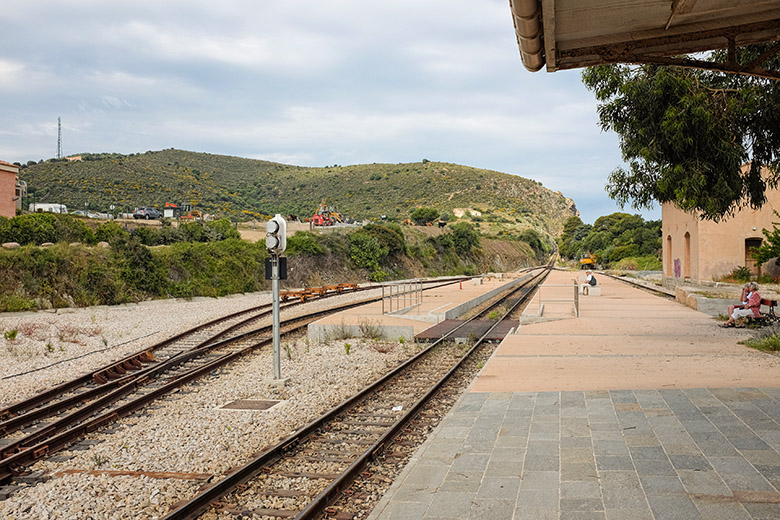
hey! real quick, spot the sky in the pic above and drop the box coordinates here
[0,0,660,224]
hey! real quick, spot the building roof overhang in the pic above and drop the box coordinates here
[509,0,780,79]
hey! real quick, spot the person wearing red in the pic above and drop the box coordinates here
[727,283,751,318]
[722,282,761,328]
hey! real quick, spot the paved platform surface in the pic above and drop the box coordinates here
[369,271,780,520]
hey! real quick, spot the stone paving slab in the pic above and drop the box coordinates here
[370,389,780,520]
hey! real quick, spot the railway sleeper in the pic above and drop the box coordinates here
[337,420,395,427]
[218,506,298,518]
[271,470,341,479]
[260,489,311,497]
[299,456,354,464]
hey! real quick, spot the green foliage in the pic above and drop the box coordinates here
[753,212,780,267]
[362,224,406,256]
[205,218,241,241]
[729,266,752,282]
[740,323,780,352]
[112,235,169,296]
[286,231,325,256]
[410,207,440,225]
[0,235,269,310]
[612,255,663,271]
[19,149,574,235]
[4,329,18,340]
[159,239,265,298]
[349,232,388,273]
[581,46,780,221]
[132,218,240,246]
[516,228,548,260]
[557,216,592,259]
[450,222,479,254]
[0,213,96,245]
[95,221,129,243]
[557,212,660,268]
[0,213,545,311]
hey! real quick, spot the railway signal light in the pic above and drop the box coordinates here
[266,214,287,254]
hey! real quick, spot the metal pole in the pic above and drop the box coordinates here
[381,284,385,314]
[574,280,579,318]
[271,255,281,379]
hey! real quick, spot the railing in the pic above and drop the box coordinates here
[535,281,580,317]
[381,280,423,314]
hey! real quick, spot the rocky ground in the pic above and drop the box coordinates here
[0,290,424,519]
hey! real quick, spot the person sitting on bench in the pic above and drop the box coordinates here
[727,283,751,318]
[722,282,760,328]
[580,271,597,295]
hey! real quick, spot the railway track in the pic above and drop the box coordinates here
[162,264,552,519]
[0,278,467,486]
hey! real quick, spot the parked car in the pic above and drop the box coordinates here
[133,207,162,219]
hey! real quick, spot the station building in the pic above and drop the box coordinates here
[0,160,22,218]
[662,165,780,283]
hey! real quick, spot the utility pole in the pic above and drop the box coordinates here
[265,214,287,381]
[57,117,62,159]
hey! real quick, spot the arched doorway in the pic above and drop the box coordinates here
[666,235,672,276]
[684,232,691,279]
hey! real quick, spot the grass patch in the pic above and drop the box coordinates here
[740,324,780,352]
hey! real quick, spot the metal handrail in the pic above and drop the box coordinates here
[535,281,579,317]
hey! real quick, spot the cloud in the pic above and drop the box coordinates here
[0,0,641,223]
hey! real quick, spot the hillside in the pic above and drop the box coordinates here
[19,149,577,236]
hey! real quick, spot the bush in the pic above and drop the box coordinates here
[612,255,662,271]
[740,323,780,352]
[112,235,168,297]
[410,207,439,225]
[349,231,388,272]
[609,244,641,263]
[729,265,752,282]
[0,213,58,245]
[286,231,325,256]
[362,224,406,256]
[160,239,265,297]
[451,222,479,254]
[517,228,547,259]
[205,218,241,241]
[96,221,129,243]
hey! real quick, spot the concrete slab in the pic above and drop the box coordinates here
[473,271,780,393]
[307,272,534,342]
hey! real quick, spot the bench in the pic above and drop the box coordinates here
[584,286,602,297]
[747,298,778,326]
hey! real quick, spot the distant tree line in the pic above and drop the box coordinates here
[558,212,661,269]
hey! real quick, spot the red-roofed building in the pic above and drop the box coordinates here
[0,160,20,218]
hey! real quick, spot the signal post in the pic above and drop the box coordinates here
[265,214,287,382]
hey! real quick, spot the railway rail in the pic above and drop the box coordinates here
[0,278,466,486]
[162,263,552,519]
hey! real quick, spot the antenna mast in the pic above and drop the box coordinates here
[57,117,62,159]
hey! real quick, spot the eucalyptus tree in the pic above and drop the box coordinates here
[582,44,780,221]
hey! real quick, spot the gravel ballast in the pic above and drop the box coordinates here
[0,290,423,519]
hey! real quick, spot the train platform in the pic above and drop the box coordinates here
[369,270,780,520]
[307,273,532,343]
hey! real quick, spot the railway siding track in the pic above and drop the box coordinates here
[0,279,467,489]
[163,265,552,519]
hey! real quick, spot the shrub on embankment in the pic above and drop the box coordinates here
[0,216,540,312]
[0,238,267,311]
